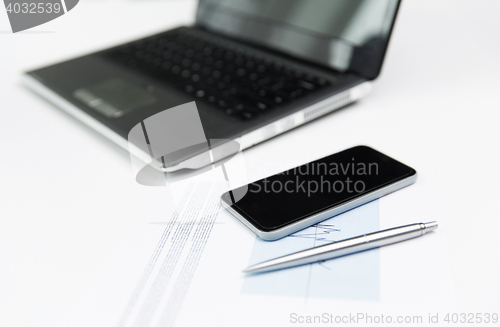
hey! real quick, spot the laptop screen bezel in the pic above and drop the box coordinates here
[195,0,401,80]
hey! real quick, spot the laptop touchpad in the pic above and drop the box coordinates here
[73,78,156,118]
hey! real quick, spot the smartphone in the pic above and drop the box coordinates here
[221,146,417,241]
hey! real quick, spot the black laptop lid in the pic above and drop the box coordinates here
[196,0,400,80]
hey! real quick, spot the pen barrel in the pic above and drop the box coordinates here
[261,223,430,272]
[314,223,425,261]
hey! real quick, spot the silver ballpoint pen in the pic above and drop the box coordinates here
[244,221,438,274]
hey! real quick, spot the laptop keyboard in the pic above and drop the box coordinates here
[105,29,331,120]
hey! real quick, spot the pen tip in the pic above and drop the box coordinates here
[243,265,260,274]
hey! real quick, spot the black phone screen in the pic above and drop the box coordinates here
[221,146,415,232]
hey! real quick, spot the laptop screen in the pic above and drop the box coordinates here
[196,0,400,79]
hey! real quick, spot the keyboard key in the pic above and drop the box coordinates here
[217,100,227,108]
[225,108,236,115]
[257,102,267,110]
[240,111,253,120]
[298,80,315,90]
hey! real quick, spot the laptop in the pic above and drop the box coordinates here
[23,0,401,172]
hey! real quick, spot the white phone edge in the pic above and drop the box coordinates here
[221,172,417,241]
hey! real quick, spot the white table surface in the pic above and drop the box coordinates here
[1,0,499,326]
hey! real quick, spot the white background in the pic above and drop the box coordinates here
[0,0,499,326]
